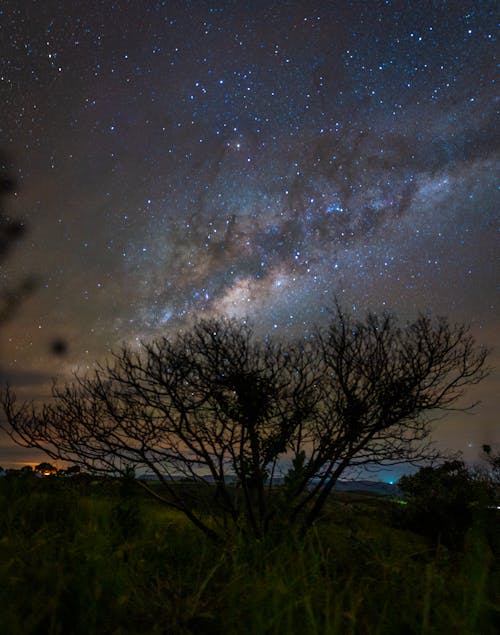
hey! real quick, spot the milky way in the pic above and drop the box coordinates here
[0,0,498,467]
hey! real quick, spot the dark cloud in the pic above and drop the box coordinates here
[0,367,54,388]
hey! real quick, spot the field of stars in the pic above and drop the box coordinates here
[0,0,498,466]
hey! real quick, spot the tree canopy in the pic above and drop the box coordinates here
[1,306,488,540]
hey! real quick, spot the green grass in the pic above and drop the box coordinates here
[0,476,498,634]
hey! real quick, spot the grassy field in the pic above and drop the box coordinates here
[0,475,498,634]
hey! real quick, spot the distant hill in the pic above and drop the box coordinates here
[333,480,400,496]
[137,473,400,496]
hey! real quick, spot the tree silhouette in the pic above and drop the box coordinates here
[34,461,57,476]
[398,460,493,547]
[482,444,500,487]
[1,307,489,540]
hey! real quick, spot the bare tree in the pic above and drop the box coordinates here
[2,319,318,540]
[287,309,489,529]
[1,308,489,540]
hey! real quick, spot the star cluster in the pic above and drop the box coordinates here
[0,0,498,465]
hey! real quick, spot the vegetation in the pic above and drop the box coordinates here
[2,307,488,540]
[483,444,500,489]
[398,460,496,548]
[1,298,493,629]
[0,472,498,635]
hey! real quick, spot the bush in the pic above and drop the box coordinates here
[397,460,494,548]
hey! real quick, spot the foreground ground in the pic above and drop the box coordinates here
[0,476,498,634]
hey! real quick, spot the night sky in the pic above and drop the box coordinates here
[0,0,498,470]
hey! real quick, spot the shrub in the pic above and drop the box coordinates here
[398,460,494,548]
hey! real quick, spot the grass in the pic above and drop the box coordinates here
[0,475,498,634]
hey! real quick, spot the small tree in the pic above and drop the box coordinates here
[398,460,493,547]
[34,462,57,476]
[64,465,81,476]
[483,444,500,482]
[1,308,488,540]
[482,444,500,507]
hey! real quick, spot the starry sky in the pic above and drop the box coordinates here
[0,0,498,469]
